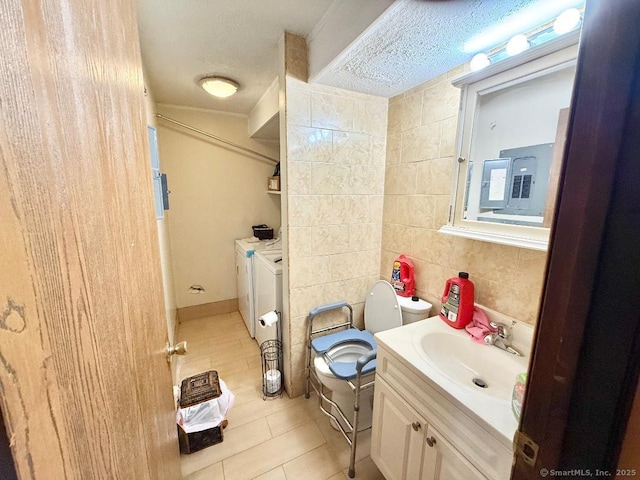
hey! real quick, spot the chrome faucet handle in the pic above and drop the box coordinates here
[484,331,524,356]
[489,321,510,339]
[483,333,498,345]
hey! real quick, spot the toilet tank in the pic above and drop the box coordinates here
[397,295,432,324]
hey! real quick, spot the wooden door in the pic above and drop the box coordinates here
[513,0,640,477]
[0,0,181,478]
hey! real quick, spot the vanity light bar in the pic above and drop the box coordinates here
[470,7,584,72]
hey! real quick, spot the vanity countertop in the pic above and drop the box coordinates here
[374,315,531,449]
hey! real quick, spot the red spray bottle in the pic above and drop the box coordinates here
[439,272,475,329]
[391,255,415,297]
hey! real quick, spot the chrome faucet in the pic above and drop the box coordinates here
[484,321,523,356]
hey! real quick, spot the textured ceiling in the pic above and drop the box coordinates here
[314,0,584,97]
[137,0,584,115]
[136,0,333,113]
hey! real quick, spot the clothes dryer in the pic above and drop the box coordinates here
[253,251,283,346]
[235,238,281,337]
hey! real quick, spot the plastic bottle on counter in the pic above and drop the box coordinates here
[391,254,415,297]
[439,272,475,329]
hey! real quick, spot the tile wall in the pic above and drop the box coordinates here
[282,35,389,396]
[281,35,549,397]
[381,69,548,325]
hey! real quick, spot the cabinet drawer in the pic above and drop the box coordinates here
[376,346,513,480]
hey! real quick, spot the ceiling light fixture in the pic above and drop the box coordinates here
[463,0,585,53]
[554,8,582,35]
[466,4,584,74]
[470,53,491,72]
[199,77,239,98]
[506,34,530,56]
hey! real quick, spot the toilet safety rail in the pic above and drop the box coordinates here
[304,301,377,479]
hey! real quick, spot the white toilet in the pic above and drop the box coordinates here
[312,280,432,431]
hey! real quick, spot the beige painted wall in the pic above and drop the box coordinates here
[142,76,178,345]
[156,104,280,308]
[281,34,389,396]
[381,69,547,325]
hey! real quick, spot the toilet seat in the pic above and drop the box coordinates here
[311,281,401,380]
[311,328,375,354]
[311,329,377,379]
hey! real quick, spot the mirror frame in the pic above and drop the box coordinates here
[441,38,580,251]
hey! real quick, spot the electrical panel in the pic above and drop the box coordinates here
[148,126,170,218]
[479,143,553,216]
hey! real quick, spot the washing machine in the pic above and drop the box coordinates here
[235,238,281,337]
[253,251,283,346]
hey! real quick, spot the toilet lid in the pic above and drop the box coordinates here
[365,280,402,334]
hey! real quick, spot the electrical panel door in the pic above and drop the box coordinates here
[479,158,511,209]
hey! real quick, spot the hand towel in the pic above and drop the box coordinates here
[465,306,496,343]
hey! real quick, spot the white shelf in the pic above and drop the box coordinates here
[267,190,281,195]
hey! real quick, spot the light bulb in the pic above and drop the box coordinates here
[199,77,239,98]
[470,53,491,72]
[554,8,581,35]
[506,34,530,56]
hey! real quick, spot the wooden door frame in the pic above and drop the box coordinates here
[513,0,640,476]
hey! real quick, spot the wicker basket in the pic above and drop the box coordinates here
[178,371,224,453]
[177,424,222,454]
[179,370,221,408]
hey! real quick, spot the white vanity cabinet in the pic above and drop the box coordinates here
[372,377,428,480]
[421,424,488,480]
[371,345,513,480]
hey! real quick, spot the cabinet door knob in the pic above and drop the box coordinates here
[426,436,437,447]
[411,422,421,431]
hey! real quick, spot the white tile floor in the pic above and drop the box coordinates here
[175,311,385,480]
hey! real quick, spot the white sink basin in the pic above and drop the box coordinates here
[375,316,532,444]
[412,325,527,400]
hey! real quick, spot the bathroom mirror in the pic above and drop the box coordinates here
[442,43,578,250]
